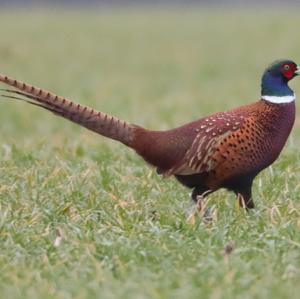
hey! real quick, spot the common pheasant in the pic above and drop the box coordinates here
[0,59,299,209]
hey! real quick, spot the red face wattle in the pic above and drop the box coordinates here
[281,63,297,79]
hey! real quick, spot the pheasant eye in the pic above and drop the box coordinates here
[281,63,295,79]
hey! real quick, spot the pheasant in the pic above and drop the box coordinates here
[0,59,299,210]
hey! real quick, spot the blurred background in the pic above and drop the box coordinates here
[0,0,300,6]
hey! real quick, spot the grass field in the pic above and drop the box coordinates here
[0,7,300,299]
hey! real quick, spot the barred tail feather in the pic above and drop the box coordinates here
[0,74,136,146]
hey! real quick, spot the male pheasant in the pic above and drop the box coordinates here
[0,59,299,209]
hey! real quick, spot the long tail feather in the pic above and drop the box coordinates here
[1,93,66,115]
[0,74,137,146]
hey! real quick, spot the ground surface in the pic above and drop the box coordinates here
[0,8,300,299]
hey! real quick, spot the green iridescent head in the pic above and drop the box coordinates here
[261,59,299,97]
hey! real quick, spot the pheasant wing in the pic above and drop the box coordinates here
[163,113,246,177]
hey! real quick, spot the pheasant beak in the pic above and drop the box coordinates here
[295,66,300,76]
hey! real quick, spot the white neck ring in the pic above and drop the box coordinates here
[262,94,295,104]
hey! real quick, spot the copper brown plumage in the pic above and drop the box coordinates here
[0,59,299,210]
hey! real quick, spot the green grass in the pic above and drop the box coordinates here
[0,7,300,299]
